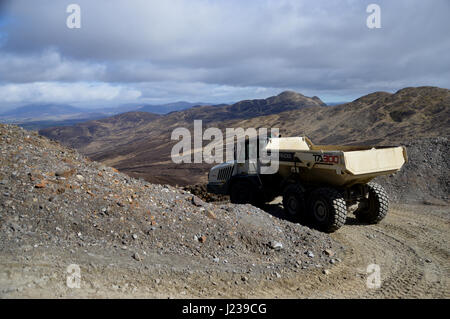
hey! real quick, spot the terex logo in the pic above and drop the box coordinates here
[279,152,294,161]
[313,154,339,164]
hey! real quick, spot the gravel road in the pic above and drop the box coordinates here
[1,203,448,298]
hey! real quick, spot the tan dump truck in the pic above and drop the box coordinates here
[207,136,407,232]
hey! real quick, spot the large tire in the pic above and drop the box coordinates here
[230,179,256,204]
[354,182,389,224]
[308,188,347,232]
[282,184,306,221]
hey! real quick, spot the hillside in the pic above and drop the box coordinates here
[39,86,450,188]
[40,111,162,150]
[230,86,449,145]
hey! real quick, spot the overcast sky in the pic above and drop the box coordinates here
[0,0,449,110]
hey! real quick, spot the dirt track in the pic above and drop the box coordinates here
[1,203,448,299]
[303,203,449,298]
[232,202,450,298]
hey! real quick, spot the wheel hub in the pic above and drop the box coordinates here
[313,200,328,222]
[287,196,298,214]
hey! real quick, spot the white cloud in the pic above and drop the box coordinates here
[134,81,285,104]
[0,82,141,104]
[0,49,106,83]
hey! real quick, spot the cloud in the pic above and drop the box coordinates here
[0,49,106,83]
[0,82,141,105]
[0,80,282,109]
[0,0,448,107]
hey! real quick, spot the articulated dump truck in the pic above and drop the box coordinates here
[207,136,407,232]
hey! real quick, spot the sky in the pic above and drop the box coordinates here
[0,0,449,111]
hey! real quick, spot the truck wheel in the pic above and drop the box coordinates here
[282,184,306,221]
[309,188,347,232]
[230,180,255,204]
[354,182,389,224]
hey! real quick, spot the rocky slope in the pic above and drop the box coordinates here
[375,137,449,204]
[0,124,340,285]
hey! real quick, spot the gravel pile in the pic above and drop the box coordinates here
[376,137,449,204]
[0,124,340,275]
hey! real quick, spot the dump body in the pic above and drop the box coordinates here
[265,137,407,187]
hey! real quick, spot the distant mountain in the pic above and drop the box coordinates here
[162,91,326,123]
[136,101,211,114]
[0,101,213,129]
[0,104,82,119]
[227,91,326,117]
[0,103,111,126]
